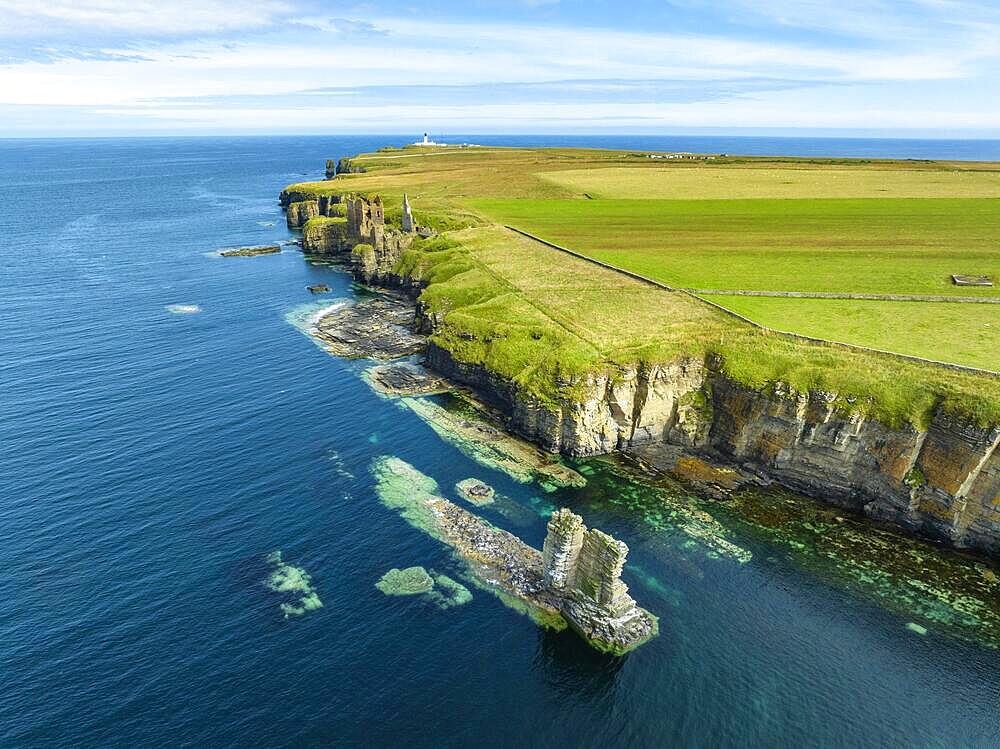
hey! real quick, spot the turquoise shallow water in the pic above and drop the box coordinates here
[2,135,1000,748]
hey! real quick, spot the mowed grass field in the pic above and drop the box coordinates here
[539,165,1000,200]
[704,295,998,371]
[471,198,1000,297]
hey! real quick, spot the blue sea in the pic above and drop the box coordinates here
[2,135,1000,748]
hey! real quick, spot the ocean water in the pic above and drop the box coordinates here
[2,135,1000,748]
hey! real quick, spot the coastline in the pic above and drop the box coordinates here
[277,148,1000,562]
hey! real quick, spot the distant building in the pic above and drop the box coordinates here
[413,132,445,146]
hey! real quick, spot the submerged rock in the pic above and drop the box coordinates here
[430,573,473,608]
[375,565,473,610]
[265,551,323,618]
[376,566,434,596]
[456,478,495,506]
[307,284,332,294]
[402,396,586,489]
[220,244,281,257]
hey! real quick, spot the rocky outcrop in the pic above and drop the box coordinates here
[219,244,281,257]
[312,295,424,359]
[283,191,414,279]
[373,456,656,654]
[302,217,349,253]
[286,200,319,229]
[335,157,365,175]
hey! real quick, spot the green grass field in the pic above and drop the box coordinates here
[539,165,1000,200]
[703,295,998,371]
[471,198,1000,297]
[284,145,1000,424]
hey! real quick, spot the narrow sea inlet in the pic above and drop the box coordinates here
[2,136,1000,747]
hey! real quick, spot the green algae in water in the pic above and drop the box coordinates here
[573,457,752,564]
[715,486,1000,649]
[372,455,446,543]
[428,573,473,609]
[376,566,435,596]
[401,395,585,489]
[375,565,473,609]
[265,551,323,618]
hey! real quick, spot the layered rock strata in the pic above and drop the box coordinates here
[428,345,1000,558]
[312,295,424,360]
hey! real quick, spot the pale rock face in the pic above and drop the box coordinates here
[541,509,658,653]
[428,342,1000,558]
[542,509,585,591]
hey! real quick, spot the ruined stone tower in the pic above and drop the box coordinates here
[401,193,415,233]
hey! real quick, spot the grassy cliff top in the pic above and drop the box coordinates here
[284,145,1000,427]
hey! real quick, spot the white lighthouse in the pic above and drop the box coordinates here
[413,132,444,146]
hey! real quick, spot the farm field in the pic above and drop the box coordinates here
[704,295,998,371]
[286,145,1000,398]
[539,165,1000,200]
[470,197,1000,298]
[472,195,999,370]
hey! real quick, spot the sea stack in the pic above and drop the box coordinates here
[543,508,658,653]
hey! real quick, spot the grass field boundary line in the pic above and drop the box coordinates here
[504,224,1000,381]
[503,225,677,291]
[688,289,1000,304]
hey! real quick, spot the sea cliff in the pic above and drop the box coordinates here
[280,182,1000,559]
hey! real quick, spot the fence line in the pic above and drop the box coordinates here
[503,225,1000,381]
[682,289,1000,304]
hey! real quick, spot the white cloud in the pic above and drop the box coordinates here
[0,0,292,36]
[0,5,998,133]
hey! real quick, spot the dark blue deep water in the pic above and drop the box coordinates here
[3,135,1000,748]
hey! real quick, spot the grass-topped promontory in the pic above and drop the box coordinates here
[284,145,1000,427]
[396,228,1000,428]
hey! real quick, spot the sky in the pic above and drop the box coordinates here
[1,0,999,137]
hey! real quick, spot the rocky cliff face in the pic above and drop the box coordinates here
[335,157,365,175]
[427,343,1000,558]
[542,508,658,653]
